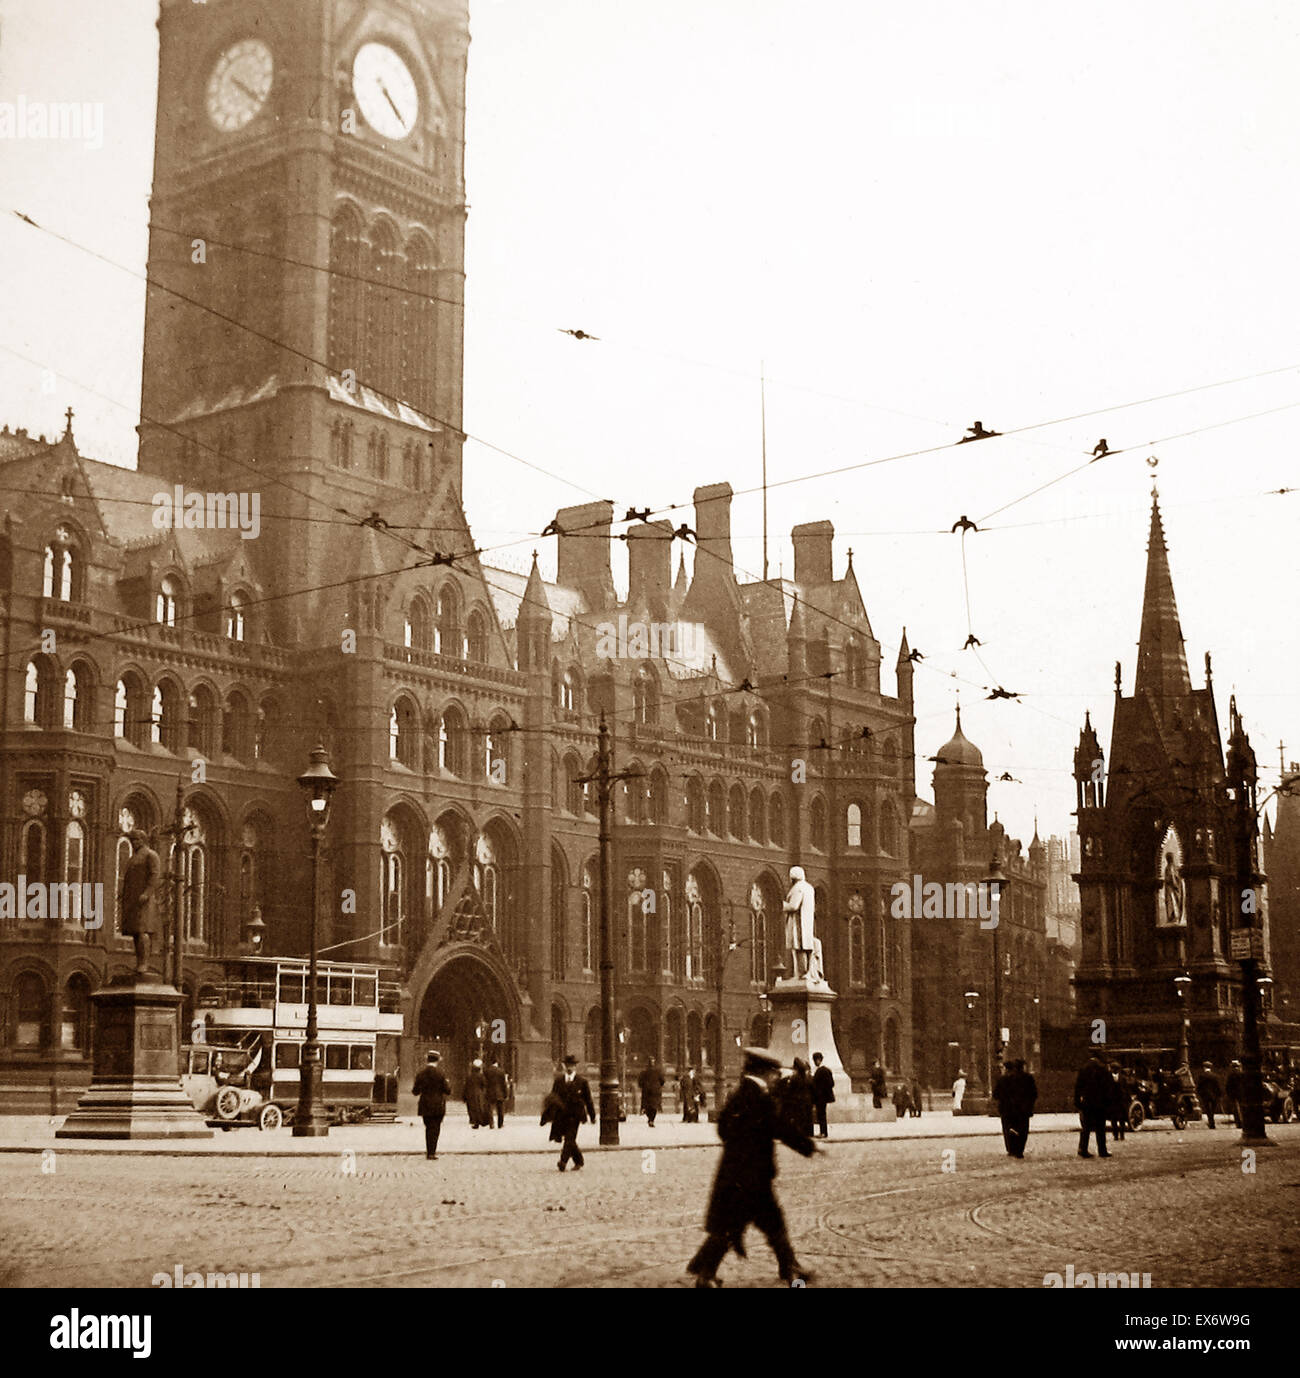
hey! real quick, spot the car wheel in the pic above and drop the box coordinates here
[258,1102,283,1132]
[1172,1110,1186,1131]
[1284,1096,1296,1123]
[215,1086,242,1121]
[1127,1100,1145,1132]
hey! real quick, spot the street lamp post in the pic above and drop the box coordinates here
[985,854,1011,1077]
[294,744,337,1138]
[1174,973,1192,1069]
[963,989,981,1106]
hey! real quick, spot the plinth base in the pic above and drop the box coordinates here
[56,979,212,1140]
[761,976,887,1122]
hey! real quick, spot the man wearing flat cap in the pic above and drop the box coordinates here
[686,1047,818,1287]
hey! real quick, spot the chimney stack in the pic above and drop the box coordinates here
[792,520,834,586]
[626,520,674,622]
[555,499,615,608]
[693,483,734,582]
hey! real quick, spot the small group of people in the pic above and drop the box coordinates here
[462,1056,511,1129]
[411,1051,511,1159]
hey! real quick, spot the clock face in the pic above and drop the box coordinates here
[206,38,274,133]
[353,42,419,140]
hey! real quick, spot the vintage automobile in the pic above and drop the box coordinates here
[1262,1077,1296,1124]
[1108,1052,1202,1131]
[181,1043,282,1131]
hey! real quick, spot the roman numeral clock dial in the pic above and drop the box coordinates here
[205,38,274,132]
[352,41,420,140]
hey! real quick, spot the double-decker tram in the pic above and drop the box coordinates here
[194,956,404,1124]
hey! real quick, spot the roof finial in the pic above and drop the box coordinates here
[1147,453,1159,498]
[63,406,74,440]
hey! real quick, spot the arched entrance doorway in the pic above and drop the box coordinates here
[416,953,517,1096]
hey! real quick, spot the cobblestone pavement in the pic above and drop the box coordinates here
[3,1123,1297,1289]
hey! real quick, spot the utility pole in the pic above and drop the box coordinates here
[578,713,643,1146]
[1227,701,1268,1143]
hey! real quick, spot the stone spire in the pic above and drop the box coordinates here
[1134,494,1191,702]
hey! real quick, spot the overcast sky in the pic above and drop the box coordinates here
[1,0,1297,847]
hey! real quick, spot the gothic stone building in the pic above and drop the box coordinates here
[1071,494,1282,1065]
[0,0,919,1102]
[909,712,1049,1097]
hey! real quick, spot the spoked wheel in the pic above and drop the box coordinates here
[258,1102,283,1132]
[1284,1096,1296,1124]
[1127,1100,1145,1132]
[214,1086,242,1121]
[1171,1109,1187,1131]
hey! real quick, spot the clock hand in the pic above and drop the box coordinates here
[379,81,405,126]
[232,77,261,104]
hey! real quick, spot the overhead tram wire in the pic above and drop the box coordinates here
[7,208,612,513]
[15,206,1300,574]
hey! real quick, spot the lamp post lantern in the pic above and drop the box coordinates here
[293,744,337,1138]
[963,989,981,1106]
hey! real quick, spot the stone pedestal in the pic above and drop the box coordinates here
[764,975,892,1123]
[56,978,213,1139]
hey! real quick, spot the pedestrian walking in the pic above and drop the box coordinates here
[952,1069,967,1114]
[891,1080,911,1119]
[412,1051,450,1159]
[484,1056,508,1128]
[776,1058,815,1138]
[810,1052,835,1138]
[1106,1062,1127,1141]
[992,1058,1037,1157]
[680,1067,704,1123]
[1197,1063,1223,1130]
[545,1053,595,1171]
[910,1078,924,1117]
[1225,1060,1244,1128]
[1075,1050,1113,1158]
[686,1048,819,1288]
[464,1058,488,1129]
[638,1057,666,1127]
[870,1062,887,1109]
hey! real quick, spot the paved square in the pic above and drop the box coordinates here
[4,1121,1297,1288]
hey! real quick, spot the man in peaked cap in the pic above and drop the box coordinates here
[686,1048,819,1288]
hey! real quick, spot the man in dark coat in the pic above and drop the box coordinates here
[776,1058,815,1138]
[1075,1050,1113,1158]
[910,1078,924,1117]
[549,1053,596,1170]
[1197,1062,1223,1130]
[119,830,163,975]
[992,1058,1037,1157]
[869,1062,887,1109]
[686,1048,819,1288]
[810,1052,835,1138]
[412,1051,451,1159]
[1225,1060,1244,1128]
[638,1057,666,1127]
[484,1056,508,1129]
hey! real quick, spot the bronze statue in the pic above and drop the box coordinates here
[119,829,163,976]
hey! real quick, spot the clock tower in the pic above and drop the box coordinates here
[139,0,470,639]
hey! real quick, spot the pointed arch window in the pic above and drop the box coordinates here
[435,585,461,658]
[226,590,247,642]
[810,795,828,850]
[24,660,55,727]
[847,802,862,849]
[466,610,489,664]
[749,883,768,984]
[156,574,181,628]
[43,527,79,601]
[581,866,595,972]
[328,202,364,373]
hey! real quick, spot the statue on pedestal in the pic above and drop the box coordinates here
[783,866,824,983]
[120,830,163,976]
